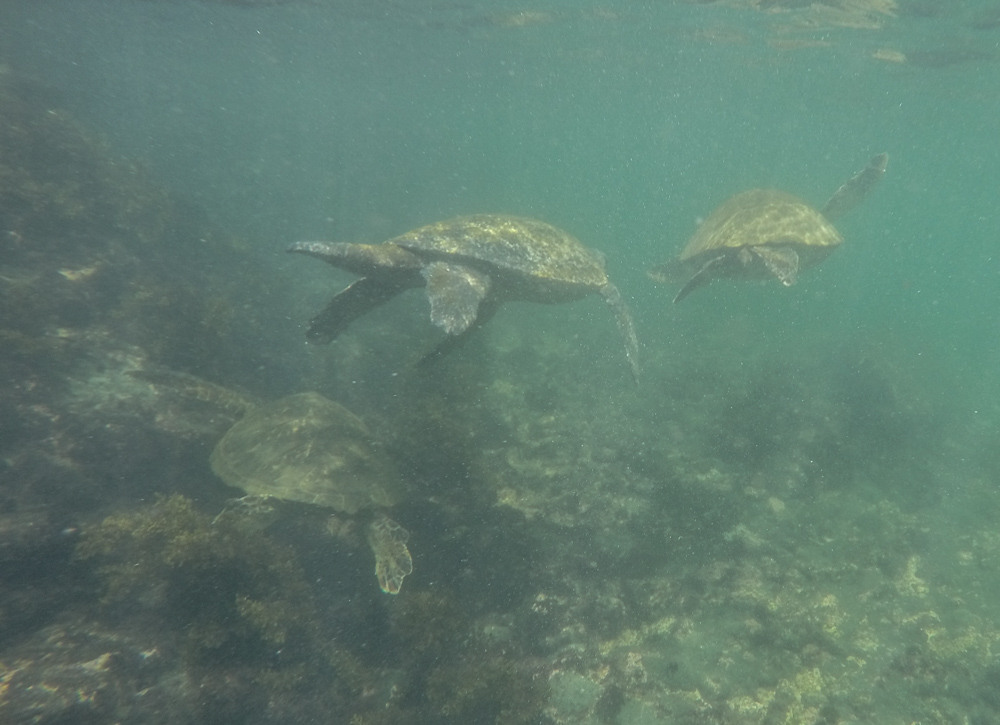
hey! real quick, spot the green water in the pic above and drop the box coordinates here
[4,1,1000,724]
[12,0,995,371]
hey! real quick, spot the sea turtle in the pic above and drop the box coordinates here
[289,214,640,382]
[128,370,413,594]
[649,153,888,303]
[210,392,413,594]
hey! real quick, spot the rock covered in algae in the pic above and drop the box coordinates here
[72,494,377,722]
[210,392,404,515]
[0,617,193,725]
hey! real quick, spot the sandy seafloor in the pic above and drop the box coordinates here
[2,1,1000,724]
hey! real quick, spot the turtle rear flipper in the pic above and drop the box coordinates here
[599,282,640,384]
[289,241,423,276]
[820,152,888,221]
[307,276,418,344]
[648,258,688,284]
[673,254,728,304]
[421,261,492,336]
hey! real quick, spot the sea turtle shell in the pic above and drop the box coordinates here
[209,392,404,515]
[130,372,414,594]
[391,214,611,300]
[210,391,412,593]
[678,189,842,263]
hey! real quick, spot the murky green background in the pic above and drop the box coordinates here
[3,2,1000,724]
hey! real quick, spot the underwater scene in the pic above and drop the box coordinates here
[1,1,1000,723]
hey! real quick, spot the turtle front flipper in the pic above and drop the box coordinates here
[751,245,800,286]
[599,282,640,384]
[307,276,418,344]
[417,294,501,368]
[366,514,413,595]
[820,152,888,221]
[673,254,728,304]
[421,261,492,335]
